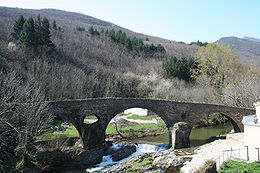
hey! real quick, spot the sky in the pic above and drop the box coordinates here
[1,0,260,43]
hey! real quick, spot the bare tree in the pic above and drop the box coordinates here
[0,70,53,171]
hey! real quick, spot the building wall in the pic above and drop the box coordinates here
[256,103,260,118]
[244,124,260,160]
[124,108,147,116]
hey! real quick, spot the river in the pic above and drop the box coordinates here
[128,122,232,147]
[85,123,232,172]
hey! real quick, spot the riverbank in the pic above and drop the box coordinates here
[181,133,246,172]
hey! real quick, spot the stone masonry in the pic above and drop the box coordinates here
[46,98,255,149]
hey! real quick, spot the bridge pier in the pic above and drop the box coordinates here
[75,122,106,149]
[170,122,192,149]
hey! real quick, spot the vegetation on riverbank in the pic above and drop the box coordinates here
[219,160,260,172]
[126,114,153,120]
[38,118,167,141]
[195,113,228,128]
[2,150,75,173]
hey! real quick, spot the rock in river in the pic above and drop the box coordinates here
[105,142,137,161]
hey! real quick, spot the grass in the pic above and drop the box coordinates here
[132,157,153,167]
[38,119,166,140]
[38,125,79,140]
[106,119,166,134]
[206,133,227,143]
[219,160,260,172]
[126,114,152,120]
[84,115,98,119]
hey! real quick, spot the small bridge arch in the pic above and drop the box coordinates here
[46,98,255,149]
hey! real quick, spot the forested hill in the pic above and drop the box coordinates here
[216,36,260,64]
[0,7,259,108]
[0,7,198,56]
[0,7,198,100]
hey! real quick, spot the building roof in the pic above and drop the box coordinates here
[242,115,259,125]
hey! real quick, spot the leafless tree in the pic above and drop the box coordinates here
[0,70,53,171]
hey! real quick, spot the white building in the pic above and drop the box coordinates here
[242,100,260,160]
[124,108,147,116]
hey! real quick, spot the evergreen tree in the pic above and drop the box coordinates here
[11,15,26,41]
[41,17,54,47]
[94,29,100,35]
[108,29,116,41]
[120,33,126,45]
[125,38,132,50]
[105,29,109,36]
[52,20,57,30]
[101,29,104,34]
[157,44,165,53]
[34,14,42,46]
[19,17,36,48]
[163,56,197,82]
[137,38,144,50]
[88,26,94,35]
[116,30,123,43]
[132,37,138,46]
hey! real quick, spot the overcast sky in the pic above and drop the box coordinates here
[1,0,260,43]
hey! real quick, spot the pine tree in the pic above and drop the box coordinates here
[41,17,54,47]
[88,26,94,35]
[105,29,109,36]
[101,29,104,34]
[125,38,132,50]
[11,15,26,41]
[34,14,42,46]
[52,20,57,30]
[19,17,36,48]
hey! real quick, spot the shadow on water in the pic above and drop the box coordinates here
[128,122,232,147]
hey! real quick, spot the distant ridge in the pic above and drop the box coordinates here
[216,36,260,63]
[243,37,260,43]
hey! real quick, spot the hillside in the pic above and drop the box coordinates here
[0,7,198,57]
[216,36,260,64]
[0,7,199,100]
[0,7,259,108]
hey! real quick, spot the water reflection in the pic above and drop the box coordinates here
[128,122,232,147]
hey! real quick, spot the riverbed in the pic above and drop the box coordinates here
[84,123,232,172]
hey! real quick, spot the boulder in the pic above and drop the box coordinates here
[109,143,137,161]
[71,146,105,169]
[109,149,186,172]
[152,150,184,169]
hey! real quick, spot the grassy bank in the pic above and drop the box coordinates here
[219,160,260,172]
[126,114,152,120]
[38,118,167,140]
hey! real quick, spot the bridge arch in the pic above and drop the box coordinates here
[46,98,255,149]
[104,107,169,143]
[186,110,244,133]
[104,106,171,129]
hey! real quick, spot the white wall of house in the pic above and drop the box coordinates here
[124,108,147,116]
[254,101,260,119]
[244,124,260,147]
[243,100,260,160]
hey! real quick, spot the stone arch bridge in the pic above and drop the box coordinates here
[46,98,255,149]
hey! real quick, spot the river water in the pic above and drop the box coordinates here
[128,122,232,147]
[85,123,232,172]
[86,143,169,172]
